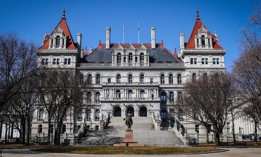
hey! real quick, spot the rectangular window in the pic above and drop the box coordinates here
[64,58,67,64]
[150,78,153,84]
[213,58,219,64]
[53,58,56,65]
[124,57,126,62]
[201,58,208,64]
[42,59,45,65]
[135,57,138,62]
[68,58,71,65]
[190,58,197,64]
[108,78,111,83]
[45,58,48,65]
[57,58,60,65]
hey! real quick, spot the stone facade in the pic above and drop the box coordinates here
[30,10,260,145]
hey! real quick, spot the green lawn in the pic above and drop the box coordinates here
[33,146,225,154]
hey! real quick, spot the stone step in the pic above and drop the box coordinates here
[79,116,184,146]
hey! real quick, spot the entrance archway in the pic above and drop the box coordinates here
[140,106,147,117]
[126,106,134,117]
[114,106,121,117]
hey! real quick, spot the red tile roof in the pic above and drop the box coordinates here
[186,12,222,49]
[38,11,77,50]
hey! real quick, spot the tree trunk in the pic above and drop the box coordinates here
[254,120,258,142]
[214,132,221,145]
[47,118,51,144]
[5,124,8,143]
[26,118,31,145]
[231,111,236,143]
[21,119,26,144]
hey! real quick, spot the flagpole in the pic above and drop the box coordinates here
[123,22,125,43]
[138,23,140,43]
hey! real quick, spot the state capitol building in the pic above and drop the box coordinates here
[30,10,255,145]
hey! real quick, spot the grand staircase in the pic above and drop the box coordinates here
[78,116,183,146]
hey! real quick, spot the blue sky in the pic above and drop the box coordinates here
[0,0,259,71]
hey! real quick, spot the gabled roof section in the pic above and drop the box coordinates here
[186,11,222,49]
[39,9,77,50]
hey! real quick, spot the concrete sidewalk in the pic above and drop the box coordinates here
[1,148,261,157]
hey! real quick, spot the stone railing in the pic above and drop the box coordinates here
[171,117,187,145]
[151,112,161,130]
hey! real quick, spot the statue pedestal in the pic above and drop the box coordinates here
[114,130,144,147]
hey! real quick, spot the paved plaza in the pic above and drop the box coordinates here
[1,148,261,157]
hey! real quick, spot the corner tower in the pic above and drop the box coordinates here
[179,10,226,78]
[37,9,81,69]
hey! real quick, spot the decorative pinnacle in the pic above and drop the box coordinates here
[196,9,200,20]
[62,8,66,19]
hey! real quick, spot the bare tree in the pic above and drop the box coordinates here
[7,75,37,145]
[233,30,261,122]
[0,33,37,111]
[177,73,233,145]
[37,69,85,145]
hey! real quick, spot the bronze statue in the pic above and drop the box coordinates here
[123,111,133,130]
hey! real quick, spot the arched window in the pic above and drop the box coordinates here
[38,124,42,133]
[117,53,121,64]
[38,108,44,121]
[62,124,66,133]
[128,74,133,84]
[140,53,144,65]
[195,124,199,133]
[160,91,167,104]
[87,92,92,103]
[177,91,182,101]
[169,91,174,102]
[160,74,165,84]
[86,109,91,121]
[177,74,182,84]
[201,35,205,46]
[87,74,92,84]
[95,125,99,131]
[56,36,60,47]
[116,74,121,84]
[192,73,196,82]
[140,74,144,84]
[140,89,145,99]
[96,74,100,84]
[128,90,133,99]
[95,109,100,120]
[116,89,121,99]
[129,53,133,64]
[169,74,173,84]
[95,92,100,102]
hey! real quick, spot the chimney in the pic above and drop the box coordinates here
[77,33,82,48]
[90,47,93,53]
[42,33,47,45]
[151,26,156,49]
[180,33,184,50]
[106,27,111,49]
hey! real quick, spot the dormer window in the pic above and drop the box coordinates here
[56,36,60,48]
[201,35,205,47]
[129,53,133,65]
[140,53,144,65]
[117,53,121,65]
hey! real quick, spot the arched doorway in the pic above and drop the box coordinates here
[140,106,147,117]
[126,106,134,117]
[114,106,121,117]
